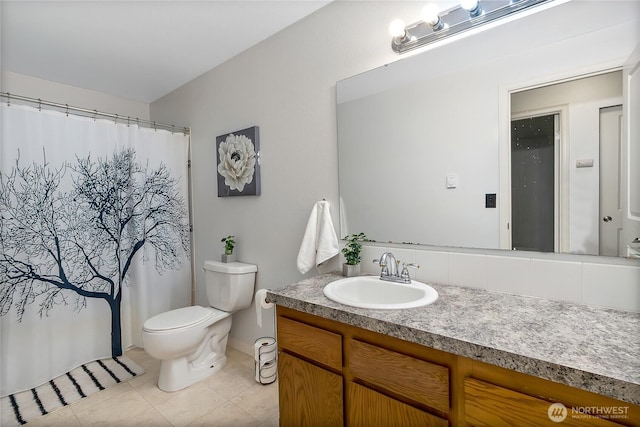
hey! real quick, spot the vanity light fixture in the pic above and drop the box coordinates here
[390,0,553,54]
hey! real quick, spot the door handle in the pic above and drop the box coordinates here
[603,216,613,222]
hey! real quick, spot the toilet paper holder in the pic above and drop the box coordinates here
[255,337,277,385]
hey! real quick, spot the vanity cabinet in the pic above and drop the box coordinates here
[276,306,457,426]
[276,306,640,427]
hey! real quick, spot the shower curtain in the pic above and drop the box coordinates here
[0,103,192,396]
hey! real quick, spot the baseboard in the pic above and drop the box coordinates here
[227,337,254,357]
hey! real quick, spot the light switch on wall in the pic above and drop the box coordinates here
[446,174,458,188]
[486,193,497,208]
[576,159,594,168]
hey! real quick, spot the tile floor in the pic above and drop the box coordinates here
[27,347,280,426]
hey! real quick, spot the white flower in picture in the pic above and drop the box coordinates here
[217,134,256,192]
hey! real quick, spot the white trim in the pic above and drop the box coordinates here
[502,64,624,95]
[626,60,640,221]
[498,86,511,250]
[227,336,254,358]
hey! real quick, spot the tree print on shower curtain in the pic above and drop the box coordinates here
[0,148,190,356]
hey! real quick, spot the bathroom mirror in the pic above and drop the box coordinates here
[337,0,640,257]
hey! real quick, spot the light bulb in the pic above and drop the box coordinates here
[422,3,445,31]
[421,3,440,26]
[460,0,481,17]
[460,0,478,11]
[388,19,406,38]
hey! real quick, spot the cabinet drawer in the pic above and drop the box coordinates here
[464,378,621,426]
[277,316,342,371]
[348,339,449,414]
[347,381,448,427]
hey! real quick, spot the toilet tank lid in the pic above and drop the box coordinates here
[203,260,257,274]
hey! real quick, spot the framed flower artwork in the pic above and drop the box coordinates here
[216,126,261,197]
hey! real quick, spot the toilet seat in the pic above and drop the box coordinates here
[143,306,228,333]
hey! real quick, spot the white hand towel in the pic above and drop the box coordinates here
[297,201,340,274]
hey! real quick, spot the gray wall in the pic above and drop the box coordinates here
[149,1,640,350]
[1,71,150,120]
[149,1,418,350]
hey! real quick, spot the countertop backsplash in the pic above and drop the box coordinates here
[357,244,640,313]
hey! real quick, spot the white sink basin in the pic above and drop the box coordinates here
[323,276,438,309]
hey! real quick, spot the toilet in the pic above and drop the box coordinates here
[142,260,257,392]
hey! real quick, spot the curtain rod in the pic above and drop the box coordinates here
[0,92,190,135]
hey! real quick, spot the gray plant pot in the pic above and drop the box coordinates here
[221,254,235,263]
[342,263,361,277]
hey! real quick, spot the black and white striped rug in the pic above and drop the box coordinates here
[0,356,145,426]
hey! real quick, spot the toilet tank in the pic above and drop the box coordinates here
[203,260,257,312]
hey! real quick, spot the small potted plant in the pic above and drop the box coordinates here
[221,235,235,263]
[341,232,366,277]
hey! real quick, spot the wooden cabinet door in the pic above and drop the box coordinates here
[347,381,448,427]
[278,351,343,427]
[464,378,622,427]
[348,339,450,414]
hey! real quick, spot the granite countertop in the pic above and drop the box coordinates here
[266,273,640,405]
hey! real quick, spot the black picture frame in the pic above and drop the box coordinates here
[216,126,260,197]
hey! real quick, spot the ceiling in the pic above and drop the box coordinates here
[1,1,330,103]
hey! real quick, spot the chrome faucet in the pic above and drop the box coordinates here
[378,252,398,277]
[374,252,419,284]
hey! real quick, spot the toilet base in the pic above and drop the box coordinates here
[156,316,232,392]
[158,353,228,392]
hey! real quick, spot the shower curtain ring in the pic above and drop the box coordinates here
[65,104,69,116]
[6,92,10,106]
[38,99,42,111]
[93,110,97,121]
[114,113,119,124]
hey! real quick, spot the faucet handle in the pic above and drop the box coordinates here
[374,258,390,277]
[400,262,420,282]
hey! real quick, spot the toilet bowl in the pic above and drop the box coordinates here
[142,260,257,392]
